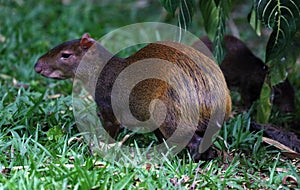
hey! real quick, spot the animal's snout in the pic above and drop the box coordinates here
[34,62,42,73]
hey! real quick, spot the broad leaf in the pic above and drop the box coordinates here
[199,0,218,40]
[217,0,232,17]
[256,0,300,85]
[256,80,272,123]
[267,29,300,86]
[248,1,262,36]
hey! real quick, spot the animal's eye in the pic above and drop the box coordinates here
[61,52,72,59]
[262,65,268,71]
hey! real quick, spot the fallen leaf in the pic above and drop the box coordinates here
[262,137,300,159]
[282,175,298,188]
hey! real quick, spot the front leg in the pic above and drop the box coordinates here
[187,133,216,162]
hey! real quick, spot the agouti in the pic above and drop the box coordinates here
[35,33,232,161]
[194,35,295,113]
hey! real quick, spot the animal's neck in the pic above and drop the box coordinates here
[75,42,123,98]
[95,43,116,62]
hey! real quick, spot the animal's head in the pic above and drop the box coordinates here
[34,33,95,79]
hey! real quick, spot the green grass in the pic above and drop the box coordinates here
[0,0,299,189]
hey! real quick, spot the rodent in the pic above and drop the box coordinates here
[35,33,232,161]
[193,35,295,113]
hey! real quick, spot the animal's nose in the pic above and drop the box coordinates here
[34,63,42,73]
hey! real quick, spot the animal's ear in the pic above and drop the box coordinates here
[80,33,95,49]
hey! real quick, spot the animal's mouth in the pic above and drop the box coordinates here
[45,70,67,80]
[36,68,67,80]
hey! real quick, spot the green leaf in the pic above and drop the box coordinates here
[159,0,180,16]
[114,171,136,189]
[268,30,300,85]
[256,0,300,85]
[178,0,195,30]
[159,0,195,30]
[248,2,262,36]
[199,0,218,40]
[219,0,232,17]
[256,80,272,123]
[212,7,226,64]
[47,126,64,141]
[199,0,231,64]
